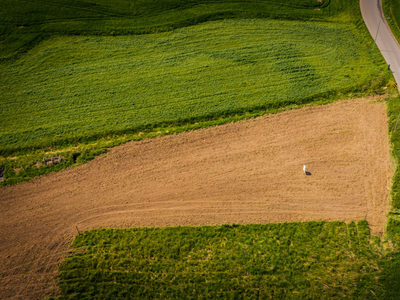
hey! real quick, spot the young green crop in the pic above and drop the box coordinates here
[383,0,400,45]
[0,0,358,60]
[0,0,391,185]
[0,19,386,156]
[55,221,385,299]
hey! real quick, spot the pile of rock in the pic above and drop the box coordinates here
[42,155,63,166]
[0,166,4,182]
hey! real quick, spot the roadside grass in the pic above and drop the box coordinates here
[368,6,400,298]
[382,0,400,45]
[379,94,400,299]
[54,221,386,300]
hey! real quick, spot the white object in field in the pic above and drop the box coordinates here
[303,165,306,174]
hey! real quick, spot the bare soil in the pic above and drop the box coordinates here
[0,96,392,299]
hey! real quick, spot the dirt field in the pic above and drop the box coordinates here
[0,96,392,299]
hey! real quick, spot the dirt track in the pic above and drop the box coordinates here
[0,96,392,299]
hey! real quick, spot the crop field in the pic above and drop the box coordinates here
[56,221,384,299]
[0,0,361,61]
[0,20,382,155]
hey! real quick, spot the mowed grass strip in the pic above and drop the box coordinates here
[56,221,384,300]
[0,19,384,155]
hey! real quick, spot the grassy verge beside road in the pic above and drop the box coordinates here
[382,0,400,45]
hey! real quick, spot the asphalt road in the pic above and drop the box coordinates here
[360,0,400,89]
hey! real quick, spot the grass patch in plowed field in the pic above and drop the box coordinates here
[55,221,385,299]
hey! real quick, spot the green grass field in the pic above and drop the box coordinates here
[55,221,387,300]
[0,20,383,155]
[383,0,400,45]
[0,0,392,185]
[0,0,360,61]
[2,0,400,298]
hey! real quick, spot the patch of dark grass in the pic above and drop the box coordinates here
[56,221,385,300]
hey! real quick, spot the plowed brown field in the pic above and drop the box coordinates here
[0,96,392,299]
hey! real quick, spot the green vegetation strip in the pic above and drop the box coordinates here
[379,94,400,298]
[0,19,384,155]
[0,0,358,61]
[383,0,400,45]
[55,221,387,300]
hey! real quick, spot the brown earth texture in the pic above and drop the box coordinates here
[0,96,393,299]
